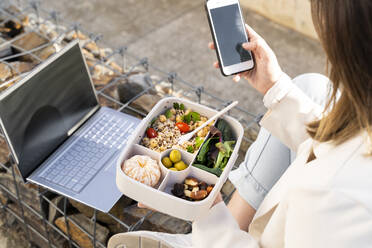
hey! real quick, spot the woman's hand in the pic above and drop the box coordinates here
[209,24,283,95]
[212,192,223,207]
[137,202,155,211]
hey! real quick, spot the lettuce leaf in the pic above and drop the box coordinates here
[214,141,235,169]
[196,137,218,164]
[216,119,235,142]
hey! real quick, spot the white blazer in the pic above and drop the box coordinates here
[192,74,372,248]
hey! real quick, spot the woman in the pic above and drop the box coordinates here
[109,1,372,247]
[226,72,332,231]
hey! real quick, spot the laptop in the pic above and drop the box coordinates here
[0,40,141,212]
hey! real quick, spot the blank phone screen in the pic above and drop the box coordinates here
[210,4,252,66]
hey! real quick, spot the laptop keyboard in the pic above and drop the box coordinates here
[40,114,135,193]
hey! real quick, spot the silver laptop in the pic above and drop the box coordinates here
[0,40,140,212]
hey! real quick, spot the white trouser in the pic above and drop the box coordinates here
[108,73,332,248]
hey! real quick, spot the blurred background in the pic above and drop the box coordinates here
[41,0,326,116]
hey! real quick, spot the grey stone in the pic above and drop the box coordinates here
[8,61,33,75]
[12,31,48,51]
[130,94,162,114]
[48,195,65,223]
[69,196,133,226]
[55,213,109,248]
[0,173,42,213]
[0,38,12,58]
[0,213,32,248]
[0,63,12,83]
[1,202,67,248]
[128,73,152,88]
[117,73,156,103]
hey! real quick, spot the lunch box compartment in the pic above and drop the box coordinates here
[133,99,217,155]
[161,165,218,198]
[157,148,193,191]
[160,148,195,168]
[160,148,195,166]
[189,116,238,178]
[119,144,167,189]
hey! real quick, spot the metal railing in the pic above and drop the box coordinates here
[0,1,260,247]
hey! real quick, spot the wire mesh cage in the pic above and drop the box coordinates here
[0,1,259,247]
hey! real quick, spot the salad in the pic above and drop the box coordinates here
[141,102,212,153]
[192,119,236,177]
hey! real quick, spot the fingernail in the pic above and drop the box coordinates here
[233,75,240,82]
[242,43,249,49]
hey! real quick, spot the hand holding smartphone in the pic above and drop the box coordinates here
[206,0,255,76]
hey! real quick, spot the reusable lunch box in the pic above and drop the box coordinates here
[116,97,244,221]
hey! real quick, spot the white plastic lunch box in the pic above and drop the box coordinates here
[116,97,244,221]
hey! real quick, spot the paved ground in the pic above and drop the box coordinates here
[40,0,326,116]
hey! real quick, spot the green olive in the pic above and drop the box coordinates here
[161,157,173,168]
[169,150,182,163]
[174,161,188,171]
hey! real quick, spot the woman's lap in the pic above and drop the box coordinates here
[228,128,292,210]
[229,73,331,210]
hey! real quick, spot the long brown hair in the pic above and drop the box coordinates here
[308,0,372,153]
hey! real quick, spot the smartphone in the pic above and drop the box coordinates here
[205,0,254,76]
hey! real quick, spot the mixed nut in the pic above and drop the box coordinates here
[171,177,214,201]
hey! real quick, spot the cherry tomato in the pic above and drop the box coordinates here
[176,122,190,133]
[146,128,158,138]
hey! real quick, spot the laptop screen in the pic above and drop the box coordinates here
[0,42,99,180]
